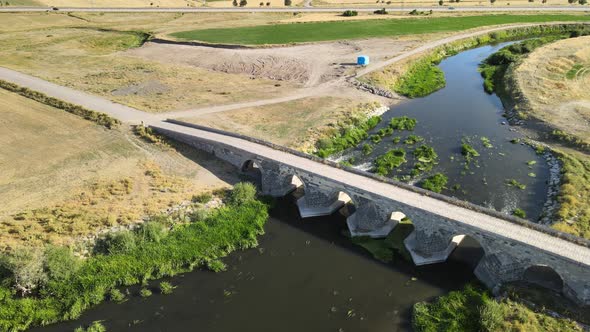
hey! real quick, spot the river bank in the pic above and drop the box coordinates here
[481,36,590,239]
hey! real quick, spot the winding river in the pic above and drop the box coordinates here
[35,42,552,331]
[345,42,550,220]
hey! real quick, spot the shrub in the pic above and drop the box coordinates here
[135,221,167,244]
[109,288,126,303]
[159,281,175,295]
[99,231,137,255]
[284,0,292,5]
[342,10,358,16]
[0,247,47,296]
[43,246,81,283]
[75,321,107,332]
[192,192,213,204]
[139,288,152,297]
[373,148,406,175]
[420,173,448,193]
[373,8,387,14]
[362,143,373,155]
[226,182,257,206]
[207,259,227,272]
[389,116,417,131]
[512,208,527,218]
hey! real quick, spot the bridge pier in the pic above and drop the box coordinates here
[259,164,299,197]
[404,227,465,266]
[474,252,526,293]
[296,185,345,218]
[346,197,404,238]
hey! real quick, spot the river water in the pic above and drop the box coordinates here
[35,198,481,332]
[346,42,549,220]
[35,42,549,331]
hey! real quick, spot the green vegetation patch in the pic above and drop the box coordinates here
[395,58,445,98]
[420,173,448,193]
[552,150,590,239]
[413,284,582,332]
[171,15,590,45]
[315,115,382,158]
[506,178,527,190]
[565,63,588,80]
[461,142,480,163]
[412,144,439,176]
[0,183,268,331]
[373,148,407,176]
[479,35,572,94]
[512,208,526,218]
[404,134,424,145]
[389,116,417,131]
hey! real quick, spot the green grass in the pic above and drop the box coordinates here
[413,284,583,332]
[0,184,269,331]
[315,115,382,158]
[566,64,585,80]
[170,15,590,45]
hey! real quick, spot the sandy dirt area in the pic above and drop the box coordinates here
[515,35,590,144]
[125,37,420,87]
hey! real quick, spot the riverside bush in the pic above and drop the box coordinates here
[373,148,407,176]
[0,183,269,331]
[315,115,382,157]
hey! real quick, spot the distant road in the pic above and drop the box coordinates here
[1,5,590,12]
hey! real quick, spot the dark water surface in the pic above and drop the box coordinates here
[35,198,480,332]
[346,42,549,220]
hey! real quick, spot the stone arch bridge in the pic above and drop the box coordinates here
[152,120,590,306]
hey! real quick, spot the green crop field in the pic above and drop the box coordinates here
[171,14,590,45]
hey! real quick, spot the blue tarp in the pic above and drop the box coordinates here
[357,55,370,66]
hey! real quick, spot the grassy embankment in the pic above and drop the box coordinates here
[479,36,590,240]
[413,284,583,332]
[0,183,268,331]
[171,14,590,45]
[363,24,590,98]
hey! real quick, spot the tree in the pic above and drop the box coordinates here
[44,245,81,283]
[490,0,496,4]
[239,0,247,5]
[284,0,292,5]
[438,0,443,5]
[0,247,47,296]
[232,0,238,6]
[266,1,270,4]
[226,182,257,206]
[259,1,264,5]
[580,0,588,4]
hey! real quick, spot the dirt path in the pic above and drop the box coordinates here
[2,22,588,122]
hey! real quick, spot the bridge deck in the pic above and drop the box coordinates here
[154,121,590,267]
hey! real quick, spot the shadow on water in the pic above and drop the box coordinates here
[34,194,483,332]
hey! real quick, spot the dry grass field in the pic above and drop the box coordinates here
[0,89,235,250]
[181,97,383,151]
[515,35,590,146]
[0,13,305,113]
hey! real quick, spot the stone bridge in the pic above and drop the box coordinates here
[151,120,590,306]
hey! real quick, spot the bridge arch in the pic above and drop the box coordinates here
[522,264,564,292]
[241,159,262,178]
[448,234,487,269]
